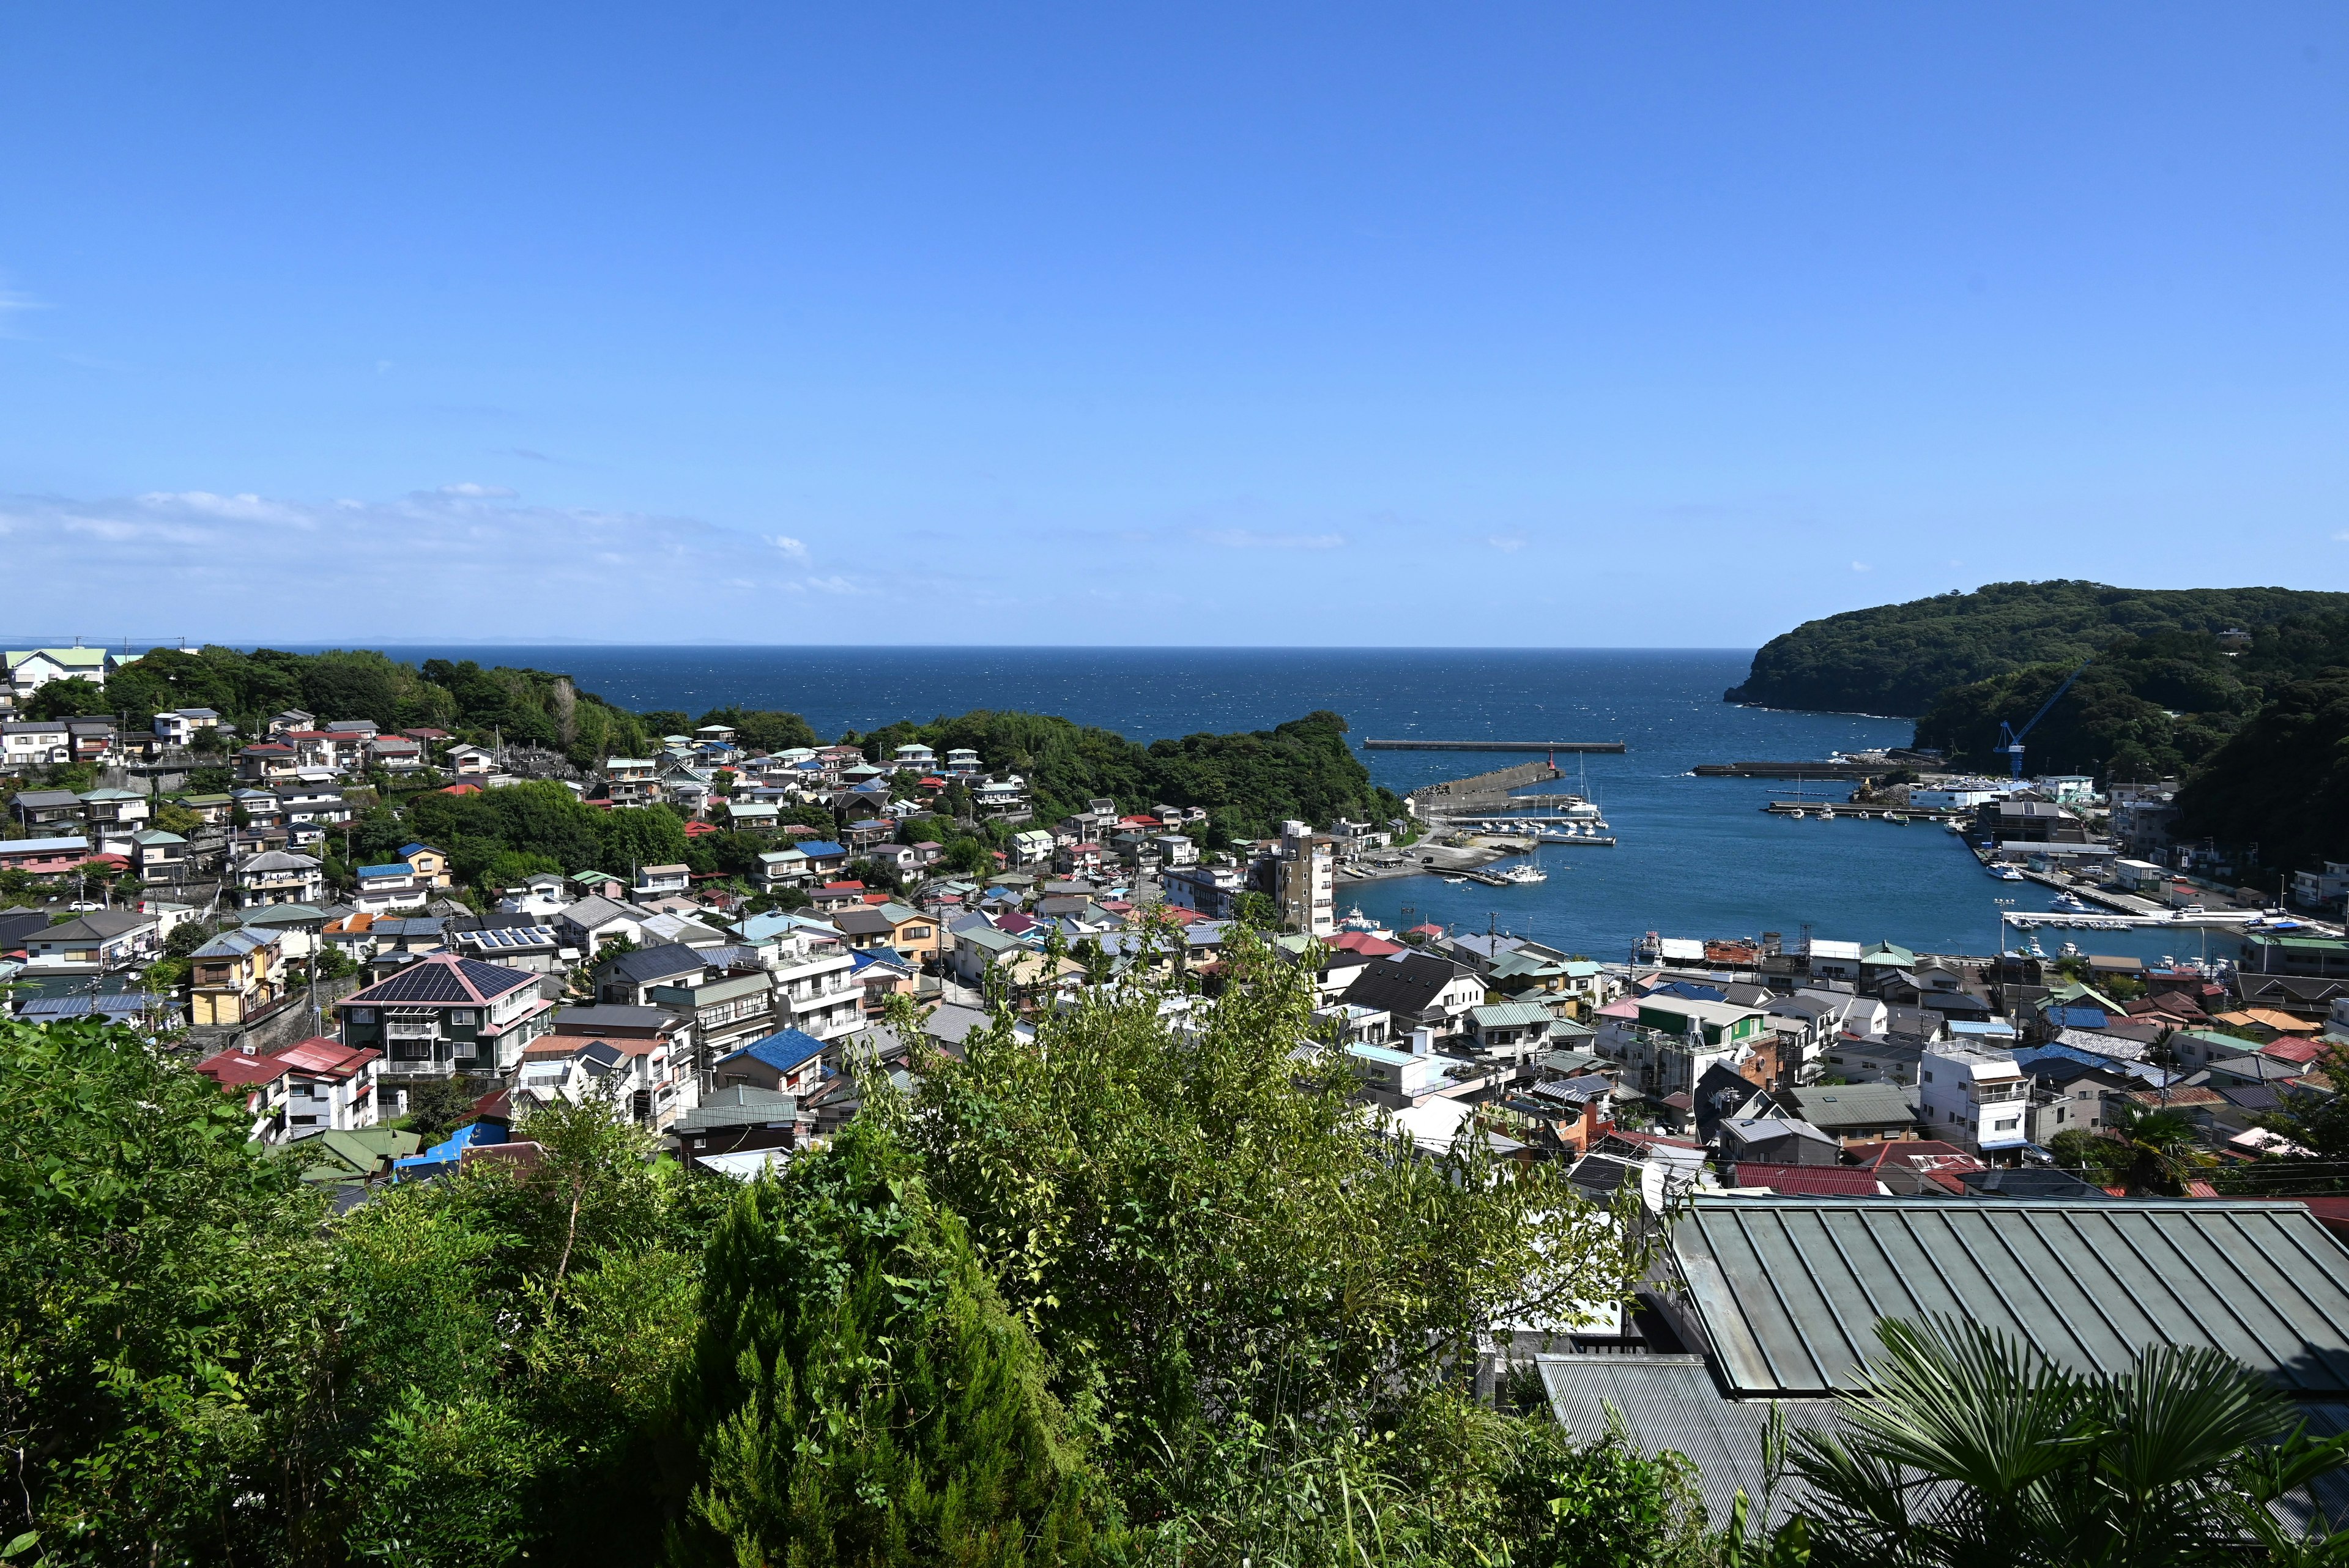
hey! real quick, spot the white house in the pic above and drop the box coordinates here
[1917,1046,2031,1152]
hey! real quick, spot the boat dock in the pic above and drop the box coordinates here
[1364,739,1626,752]
[1696,760,1880,779]
[1762,801,1965,822]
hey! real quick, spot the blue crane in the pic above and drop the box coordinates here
[1995,655,2095,780]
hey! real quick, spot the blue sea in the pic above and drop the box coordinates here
[365,645,2219,968]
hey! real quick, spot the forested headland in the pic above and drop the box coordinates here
[1727,587,2349,877]
[1723,581,2349,717]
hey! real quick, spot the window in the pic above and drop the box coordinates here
[451,1009,475,1025]
[351,1008,374,1023]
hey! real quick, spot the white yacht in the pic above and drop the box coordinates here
[1497,863,1549,885]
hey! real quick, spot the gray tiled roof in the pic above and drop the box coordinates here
[1671,1195,2349,1397]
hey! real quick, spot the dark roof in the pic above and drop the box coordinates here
[597,943,708,985]
[0,910,53,948]
[1955,1166,2112,1200]
[1341,952,1472,1016]
[1670,1195,2349,1396]
[345,953,538,1005]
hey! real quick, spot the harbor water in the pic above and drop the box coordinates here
[377,645,2219,965]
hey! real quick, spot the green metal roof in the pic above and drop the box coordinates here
[1671,1195,2349,1396]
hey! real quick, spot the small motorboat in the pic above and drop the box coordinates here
[1788,809,1808,820]
[1497,863,1549,885]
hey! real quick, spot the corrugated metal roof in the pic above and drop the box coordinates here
[1537,1356,1838,1528]
[1672,1196,2349,1396]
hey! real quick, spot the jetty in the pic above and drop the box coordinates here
[1364,739,1625,752]
[1694,760,1879,779]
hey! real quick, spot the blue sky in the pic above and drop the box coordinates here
[4,4,2345,645]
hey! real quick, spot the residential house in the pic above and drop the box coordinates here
[189,926,285,1027]
[235,850,325,908]
[540,1003,696,1128]
[197,1036,382,1141]
[1164,863,1249,920]
[670,1085,811,1161]
[264,710,315,737]
[1917,1046,2032,1152]
[831,901,939,962]
[1467,1001,1560,1066]
[368,735,425,772]
[558,895,643,956]
[1340,952,1487,1039]
[713,1027,831,1096]
[633,863,692,901]
[1756,1083,1920,1144]
[2,720,72,771]
[1716,1115,1844,1167]
[10,789,84,831]
[445,743,497,778]
[130,828,190,880]
[351,861,432,915]
[596,943,711,1004]
[4,644,133,698]
[1593,994,1773,1100]
[337,953,554,1079]
[19,910,161,970]
[396,842,452,886]
[0,835,95,877]
[645,968,777,1064]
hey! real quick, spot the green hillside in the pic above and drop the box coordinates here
[1725,581,2349,716]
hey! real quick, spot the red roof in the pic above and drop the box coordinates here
[1731,1162,1880,1196]
[682,820,719,837]
[1846,1139,1983,1173]
[2264,1036,2328,1065]
[439,783,483,796]
[1330,931,1403,957]
[823,880,865,892]
[195,1050,286,1089]
[1407,923,1445,938]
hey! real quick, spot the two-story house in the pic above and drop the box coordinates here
[1917,1046,2032,1152]
[336,953,554,1080]
[20,910,161,970]
[351,861,432,915]
[197,1036,382,1142]
[235,850,325,908]
[189,926,284,1026]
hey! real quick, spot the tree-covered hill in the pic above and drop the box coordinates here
[849,708,1405,843]
[1725,581,2349,716]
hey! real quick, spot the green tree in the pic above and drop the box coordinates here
[25,677,108,721]
[907,922,1649,1520]
[668,1118,1122,1566]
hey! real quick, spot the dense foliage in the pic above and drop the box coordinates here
[2172,677,2349,877]
[1725,582,2349,717]
[851,708,1405,842]
[0,938,1709,1567]
[1783,1315,2349,1567]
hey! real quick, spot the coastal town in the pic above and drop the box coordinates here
[9,634,2349,1555]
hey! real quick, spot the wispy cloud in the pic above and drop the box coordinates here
[1850,560,1872,573]
[1485,535,1526,553]
[2334,530,2349,543]
[766,534,809,559]
[0,486,834,639]
[1194,529,1347,550]
[0,288,52,339]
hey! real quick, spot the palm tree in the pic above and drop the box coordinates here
[2109,1100,2219,1196]
[1781,1315,2349,1567]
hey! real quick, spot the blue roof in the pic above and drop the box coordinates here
[724,1027,829,1076]
[393,1120,508,1178]
[798,841,846,857]
[1652,980,1729,1003]
[2046,1005,2110,1030]
[399,842,431,855]
[357,863,411,878]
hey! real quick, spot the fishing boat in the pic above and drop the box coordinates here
[1885,812,1908,825]
[1819,805,1837,820]
[1988,864,2024,882]
[1496,863,1549,885]
[1788,809,1808,820]
[2049,892,2091,914]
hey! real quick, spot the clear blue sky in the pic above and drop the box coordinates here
[4,4,2345,645]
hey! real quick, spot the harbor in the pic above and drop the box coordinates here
[1363,738,1627,752]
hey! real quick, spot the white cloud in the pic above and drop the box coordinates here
[1194,529,1347,550]
[1485,535,1526,553]
[1850,560,1872,572]
[0,486,798,640]
[438,481,518,499]
[2334,530,2349,543]
[766,534,809,559]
